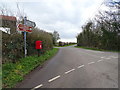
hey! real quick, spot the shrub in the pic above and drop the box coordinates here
[2,28,53,63]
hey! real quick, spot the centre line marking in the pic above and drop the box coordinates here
[65,69,75,74]
[78,65,84,68]
[88,62,95,65]
[48,75,60,82]
[97,60,103,62]
[32,84,43,90]
[101,57,105,58]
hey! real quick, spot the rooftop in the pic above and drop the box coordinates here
[0,15,16,21]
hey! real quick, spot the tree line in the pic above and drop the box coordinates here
[77,0,120,51]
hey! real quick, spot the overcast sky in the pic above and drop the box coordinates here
[0,0,108,42]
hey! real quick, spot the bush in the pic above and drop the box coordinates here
[2,28,53,63]
[2,32,24,63]
[27,28,53,55]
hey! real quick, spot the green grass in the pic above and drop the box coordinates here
[2,48,59,88]
[75,46,119,52]
[0,67,2,90]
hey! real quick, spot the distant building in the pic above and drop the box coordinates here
[0,15,17,34]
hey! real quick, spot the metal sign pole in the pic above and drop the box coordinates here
[18,17,35,57]
[24,17,27,57]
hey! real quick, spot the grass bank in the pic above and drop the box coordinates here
[75,46,119,52]
[2,48,59,88]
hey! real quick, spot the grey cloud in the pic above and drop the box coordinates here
[17,0,104,42]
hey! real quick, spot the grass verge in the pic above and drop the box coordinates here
[2,48,59,88]
[0,68,2,90]
[75,46,119,52]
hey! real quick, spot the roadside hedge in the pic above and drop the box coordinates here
[2,28,53,63]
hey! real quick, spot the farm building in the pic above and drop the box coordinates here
[0,15,17,34]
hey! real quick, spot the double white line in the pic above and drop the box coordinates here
[97,60,103,62]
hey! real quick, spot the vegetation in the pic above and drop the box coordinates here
[1,3,60,89]
[77,0,120,51]
[27,28,53,56]
[2,48,59,88]
[1,3,54,63]
[2,28,53,63]
[52,30,60,45]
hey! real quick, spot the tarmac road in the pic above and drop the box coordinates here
[17,45,118,88]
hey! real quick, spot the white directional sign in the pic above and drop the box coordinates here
[25,20,36,27]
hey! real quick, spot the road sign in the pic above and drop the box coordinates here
[17,24,32,32]
[25,20,36,27]
[17,17,36,57]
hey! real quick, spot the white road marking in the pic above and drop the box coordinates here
[101,57,105,58]
[97,60,103,62]
[30,54,118,89]
[48,75,60,82]
[32,84,43,90]
[88,62,95,65]
[65,69,75,74]
[78,65,84,68]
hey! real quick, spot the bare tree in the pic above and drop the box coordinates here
[0,3,14,16]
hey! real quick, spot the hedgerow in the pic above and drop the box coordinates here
[2,28,53,63]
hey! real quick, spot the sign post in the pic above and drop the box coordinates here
[26,20,36,27]
[24,17,27,57]
[17,17,36,57]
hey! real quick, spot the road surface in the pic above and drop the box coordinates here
[17,45,118,88]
